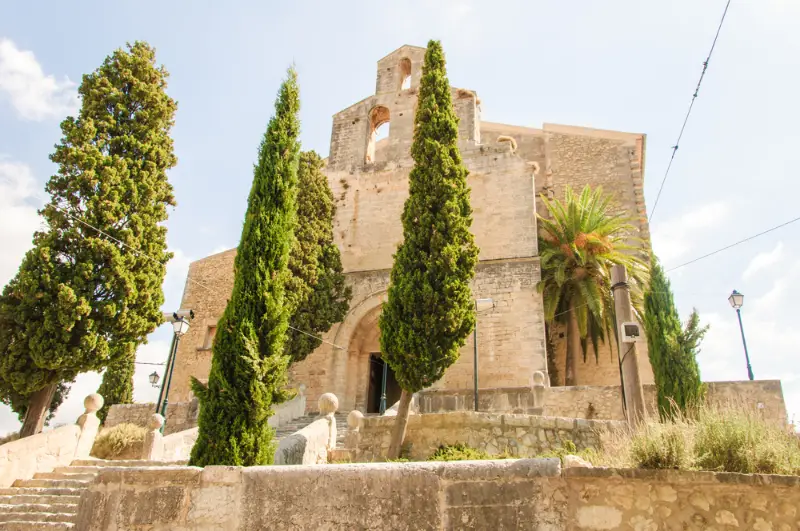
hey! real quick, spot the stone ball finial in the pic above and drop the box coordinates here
[347,410,364,430]
[84,393,104,414]
[318,393,339,415]
[298,384,307,396]
[148,413,165,431]
[532,371,546,387]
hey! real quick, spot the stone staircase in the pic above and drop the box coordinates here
[0,413,350,529]
[0,459,187,530]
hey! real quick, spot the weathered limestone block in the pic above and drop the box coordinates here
[141,413,165,461]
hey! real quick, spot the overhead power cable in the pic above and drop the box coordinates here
[32,195,347,351]
[649,0,732,223]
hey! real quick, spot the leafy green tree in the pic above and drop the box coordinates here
[284,151,351,363]
[2,380,72,426]
[643,256,707,417]
[0,42,177,437]
[96,355,134,422]
[189,68,300,467]
[379,40,479,459]
[536,186,645,386]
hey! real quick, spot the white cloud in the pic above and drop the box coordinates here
[0,158,43,287]
[742,241,784,280]
[651,201,731,264]
[163,247,192,312]
[0,39,79,121]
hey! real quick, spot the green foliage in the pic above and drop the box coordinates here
[379,40,479,394]
[629,420,692,470]
[189,69,300,467]
[693,405,800,475]
[593,404,800,475]
[428,443,511,461]
[96,355,134,423]
[0,42,176,433]
[536,185,646,384]
[2,380,72,426]
[643,257,707,418]
[284,151,351,363]
[91,423,147,460]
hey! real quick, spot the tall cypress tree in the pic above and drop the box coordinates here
[379,40,479,458]
[0,42,176,437]
[96,355,134,422]
[643,256,707,418]
[189,69,300,467]
[284,150,351,364]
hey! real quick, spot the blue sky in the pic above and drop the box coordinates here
[0,0,798,432]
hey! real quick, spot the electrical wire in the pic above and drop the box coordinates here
[649,0,732,223]
[33,196,348,351]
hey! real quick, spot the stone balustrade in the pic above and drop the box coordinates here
[0,393,103,487]
[274,392,339,465]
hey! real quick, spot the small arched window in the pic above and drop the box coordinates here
[366,106,390,163]
[399,58,411,90]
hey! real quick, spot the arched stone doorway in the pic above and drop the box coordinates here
[340,305,400,412]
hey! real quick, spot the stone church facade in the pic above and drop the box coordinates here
[169,45,654,413]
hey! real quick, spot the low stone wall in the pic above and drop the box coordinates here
[75,460,800,530]
[104,399,199,435]
[416,380,787,424]
[0,425,81,488]
[348,411,622,461]
[0,394,102,487]
[418,387,542,415]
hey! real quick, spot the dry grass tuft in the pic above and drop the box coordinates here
[91,423,147,460]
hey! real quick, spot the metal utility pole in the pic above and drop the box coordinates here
[611,265,645,423]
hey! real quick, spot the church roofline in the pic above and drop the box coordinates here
[376,44,426,62]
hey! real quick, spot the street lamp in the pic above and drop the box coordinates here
[148,371,160,388]
[728,290,754,381]
[473,298,494,411]
[155,310,193,432]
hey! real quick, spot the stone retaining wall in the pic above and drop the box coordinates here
[75,460,800,530]
[104,399,198,435]
[348,412,623,461]
[417,380,787,424]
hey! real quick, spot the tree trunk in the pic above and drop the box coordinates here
[386,389,412,459]
[565,302,580,386]
[19,383,57,438]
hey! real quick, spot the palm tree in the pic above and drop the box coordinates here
[537,185,646,386]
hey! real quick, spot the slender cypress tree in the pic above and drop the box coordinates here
[0,42,176,437]
[189,69,300,467]
[643,256,707,417]
[379,40,479,458]
[96,355,134,422]
[284,150,351,363]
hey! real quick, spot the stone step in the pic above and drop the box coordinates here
[0,512,76,523]
[33,473,96,481]
[0,522,74,530]
[0,497,80,507]
[0,504,77,515]
[69,459,187,468]
[11,481,89,490]
[0,489,83,498]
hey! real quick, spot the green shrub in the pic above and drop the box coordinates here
[629,421,692,470]
[91,423,147,460]
[427,443,510,461]
[693,405,800,475]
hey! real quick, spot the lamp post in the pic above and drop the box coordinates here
[155,312,192,432]
[473,298,494,411]
[728,290,754,381]
[148,371,160,388]
[379,361,388,415]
